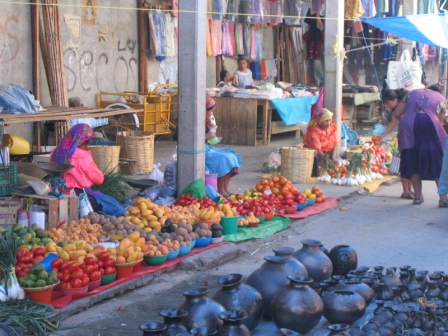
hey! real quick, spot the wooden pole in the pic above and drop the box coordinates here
[31,0,40,100]
[138,0,150,92]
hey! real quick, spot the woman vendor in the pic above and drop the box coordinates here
[50,124,124,216]
[205,97,242,197]
[304,108,338,175]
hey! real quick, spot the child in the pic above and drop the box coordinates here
[206,97,221,145]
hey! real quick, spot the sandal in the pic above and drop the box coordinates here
[413,198,423,205]
[439,200,448,208]
[401,193,414,199]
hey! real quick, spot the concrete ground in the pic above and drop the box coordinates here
[54,133,448,336]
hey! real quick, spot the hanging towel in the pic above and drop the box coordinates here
[228,22,236,56]
[243,24,250,57]
[221,22,230,56]
[214,20,223,55]
[265,0,283,26]
[235,22,241,55]
[250,25,257,60]
[206,19,213,56]
[209,19,218,56]
[260,60,267,79]
[255,28,263,60]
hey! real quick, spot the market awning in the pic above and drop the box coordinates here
[361,13,448,49]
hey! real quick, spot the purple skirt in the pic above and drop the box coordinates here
[400,113,443,180]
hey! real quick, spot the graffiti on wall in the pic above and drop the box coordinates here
[0,16,20,78]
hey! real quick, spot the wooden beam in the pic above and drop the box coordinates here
[31,0,40,100]
[138,0,150,92]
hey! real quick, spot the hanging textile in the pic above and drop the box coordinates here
[238,0,252,23]
[206,19,213,56]
[345,0,365,19]
[209,19,217,56]
[225,0,237,21]
[222,22,236,56]
[165,14,176,58]
[250,26,257,60]
[418,0,439,14]
[260,60,267,79]
[251,0,263,23]
[228,22,236,56]
[212,0,225,20]
[159,58,178,84]
[265,59,272,78]
[427,46,439,62]
[255,28,263,60]
[235,23,241,55]
[214,20,223,56]
[172,0,178,17]
[311,0,325,15]
[270,59,278,78]
[360,0,377,18]
[148,10,167,61]
[285,0,303,25]
[243,24,250,57]
[264,0,283,26]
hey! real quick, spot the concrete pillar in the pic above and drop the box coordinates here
[177,0,207,195]
[401,0,417,53]
[323,1,344,152]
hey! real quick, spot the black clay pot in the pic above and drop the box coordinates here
[212,273,263,331]
[217,311,251,336]
[293,239,333,288]
[273,246,309,278]
[190,327,218,335]
[323,290,367,324]
[335,280,375,305]
[159,309,188,336]
[139,322,167,336]
[246,255,290,318]
[280,328,302,336]
[328,245,358,276]
[178,288,225,331]
[382,268,401,294]
[271,276,324,335]
[327,324,351,336]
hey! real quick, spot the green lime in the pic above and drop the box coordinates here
[39,270,49,280]
[46,275,57,285]
[35,280,47,288]
[28,274,37,282]
[18,277,28,287]
[29,263,45,274]
[25,280,36,288]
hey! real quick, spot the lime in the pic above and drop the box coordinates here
[28,274,37,282]
[35,280,47,288]
[25,280,36,288]
[39,270,49,280]
[29,263,45,274]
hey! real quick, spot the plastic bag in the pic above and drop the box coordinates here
[0,84,40,114]
[158,160,177,198]
[149,163,164,183]
[262,151,281,173]
[154,196,176,206]
[143,186,162,201]
[26,180,50,195]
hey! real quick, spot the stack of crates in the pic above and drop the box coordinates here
[0,164,18,196]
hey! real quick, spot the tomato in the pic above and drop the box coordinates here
[98,252,110,261]
[17,253,33,264]
[68,262,80,273]
[104,267,116,275]
[15,263,27,272]
[89,270,101,282]
[62,273,71,283]
[58,272,64,280]
[61,282,73,289]
[70,269,84,280]
[84,257,96,265]
[92,263,99,271]
[16,270,28,278]
[32,255,45,264]
[51,258,63,269]
[33,247,46,257]
[60,261,71,271]
[63,268,71,275]
[99,268,105,275]
[97,261,104,269]
[104,258,116,268]
[71,278,83,288]
[84,265,94,274]
[81,275,89,287]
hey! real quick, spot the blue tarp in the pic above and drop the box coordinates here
[271,95,319,126]
[361,13,448,49]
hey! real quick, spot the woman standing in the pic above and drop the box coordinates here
[378,88,447,205]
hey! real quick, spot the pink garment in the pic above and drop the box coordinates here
[210,19,217,56]
[65,148,104,188]
[250,26,257,59]
[214,20,223,55]
[228,23,235,56]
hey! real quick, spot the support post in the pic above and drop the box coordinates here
[138,0,149,92]
[401,0,417,54]
[31,0,40,100]
[177,0,207,195]
[323,1,344,154]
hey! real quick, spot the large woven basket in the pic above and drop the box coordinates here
[88,146,120,173]
[117,131,154,175]
[281,147,314,183]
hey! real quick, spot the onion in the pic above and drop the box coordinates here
[0,284,8,302]
[376,173,384,180]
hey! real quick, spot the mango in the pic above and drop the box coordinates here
[76,256,85,264]
[135,237,145,249]
[63,244,76,252]
[45,242,57,253]
[119,238,132,249]
[107,247,117,255]
[128,232,140,243]
[58,250,70,262]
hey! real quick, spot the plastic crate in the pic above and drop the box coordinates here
[0,164,18,196]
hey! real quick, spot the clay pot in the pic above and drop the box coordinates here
[178,288,225,331]
[212,273,263,331]
[376,283,393,301]
[270,276,324,335]
[272,246,308,278]
[327,324,351,336]
[246,256,290,319]
[293,239,333,289]
[323,290,367,324]
[159,309,188,336]
[190,327,218,335]
[217,311,251,336]
[382,268,401,295]
[139,322,167,336]
[328,245,358,276]
[335,280,375,305]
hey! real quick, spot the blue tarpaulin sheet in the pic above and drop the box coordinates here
[271,95,319,126]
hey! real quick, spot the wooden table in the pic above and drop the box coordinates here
[214,97,306,146]
[342,92,381,127]
[0,106,143,148]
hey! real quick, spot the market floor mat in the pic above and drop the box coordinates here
[50,243,227,309]
[309,176,398,193]
[224,216,291,243]
[285,197,338,220]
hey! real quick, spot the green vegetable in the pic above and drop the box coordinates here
[92,167,135,203]
[29,264,45,274]
[35,280,47,288]
[28,274,38,282]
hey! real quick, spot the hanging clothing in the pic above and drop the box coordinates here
[251,0,264,23]
[284,0,303,25]
[250,25,257,60]
[255,28,263,60]
[235,23,244,55]
[418,0,439,14]
[243,24,250,57]
[311,0,325,15]
[148,11,167,61]
[225,0,237,21]
[345,0,364,19]
[238,0,252,23]
[206,19,213,56]
[264,0,283,26]
[165,14,176,58]
[159,58,178,84]
[360,0,377,18]
[212,0,225,20]
[214,20,223,56]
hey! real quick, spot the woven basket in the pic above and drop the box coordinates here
[117,131,155,175]
[281,147,314,183]
[88,146,120,173]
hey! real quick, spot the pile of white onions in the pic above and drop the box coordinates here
[0,231,25,302]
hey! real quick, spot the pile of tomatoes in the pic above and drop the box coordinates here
[174,195,216,210]
[235,198,276,217]
[51,252,116,290]
[15,246,48,278]
[255,176,298,201]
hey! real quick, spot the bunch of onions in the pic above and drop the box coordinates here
[317,156,332,182]
[0,231,25,301]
